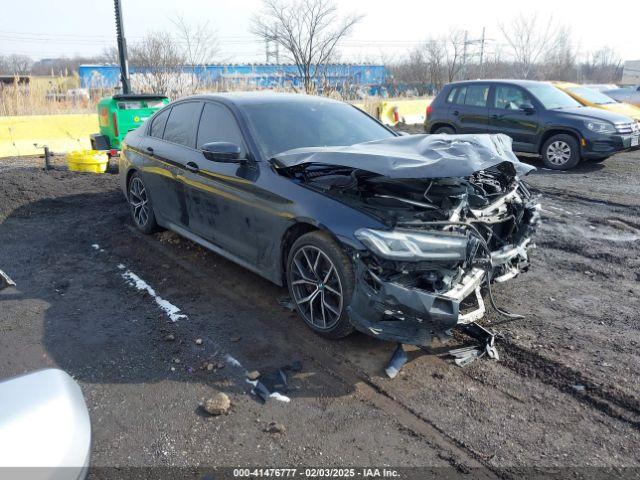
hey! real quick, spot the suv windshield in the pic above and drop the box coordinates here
[527,84,582,110]
[240,100,395,157]
[567,86,617,105]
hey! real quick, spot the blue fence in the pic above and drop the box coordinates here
[78,64,388,90]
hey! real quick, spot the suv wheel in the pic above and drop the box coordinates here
[541,134,580,170]
[128,173,159,234]
[433,125,455,135]
[286,231,354,339]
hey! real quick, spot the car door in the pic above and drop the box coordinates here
[140,101,204,229]
[181,101,266,265]
[450,83,490,134]
[487,84,540,153]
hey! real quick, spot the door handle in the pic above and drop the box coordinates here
[490,114,499,119]
[185,162,199,173]
[452,110,459,116]
[146,146,154,155]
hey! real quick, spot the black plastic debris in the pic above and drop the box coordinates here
[385,343,408,379]
[249,362,301,403]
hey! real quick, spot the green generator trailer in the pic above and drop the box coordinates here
[90,93,169,156]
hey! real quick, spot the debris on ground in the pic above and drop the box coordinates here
[157,231,181,245]
[164,334,175,342]
[230,336,242,342]
[202,392,231,416]
[246,370,260,381]
[277,296,295,311]
[572,384,586,393]
[0,269,16,291]
[449,323,500,367]
[264,421,286,435]
[385,343,408,379]
[173,358,181,364]
[247,362,301,403]
[195,338,203,345]
[224,354,242,368]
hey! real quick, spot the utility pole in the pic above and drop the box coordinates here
[113,0,130,94]
[479,27,486,77]
[461,30,468,80]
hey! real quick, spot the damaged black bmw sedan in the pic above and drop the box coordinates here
[119,93,540,346]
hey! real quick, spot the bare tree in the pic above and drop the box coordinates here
[424,38,446,88]
[251,0,363,93]
[170,15,219,66]
[128,31,187,94]
[443,29,466,83]
[0,54,34,75]
[499,14,559,79]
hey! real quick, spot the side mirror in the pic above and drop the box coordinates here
[202,142,243,163]
[520,102,535,114]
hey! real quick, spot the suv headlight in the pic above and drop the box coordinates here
[585,120,616,134]
[355,228,468,262]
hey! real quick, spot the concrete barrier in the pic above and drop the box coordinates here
[0,114,98,158]
[378,98,432,126]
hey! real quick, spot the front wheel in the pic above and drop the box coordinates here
[286,231,355,339]
[541,134,581,170]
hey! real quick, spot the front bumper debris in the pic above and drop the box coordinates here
[348,235,532,347]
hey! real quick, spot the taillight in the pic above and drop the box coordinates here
[426,104,433,118]
[112,112,119,137]
[393,106,399,123]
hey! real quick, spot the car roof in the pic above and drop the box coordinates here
[445,79,552,88]
[177,91,345,107]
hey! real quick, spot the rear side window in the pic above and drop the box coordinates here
[163,102,203,148]
[446,88,458,103]
[197,103,245,155]
[149,108,170,138]
[464,85,489,107]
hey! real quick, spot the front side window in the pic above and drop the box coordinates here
[494,86,528,110]
[163,102,203,147]
[463,85,489,107]
[149,108,170,138]
[197,103,246,156]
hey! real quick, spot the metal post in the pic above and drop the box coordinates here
[44,146,51,170]
[114,0,131,94]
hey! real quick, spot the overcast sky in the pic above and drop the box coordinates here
[2,0,638,63]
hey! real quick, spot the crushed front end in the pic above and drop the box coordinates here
[348,163,540,346]
[274,134,541,346]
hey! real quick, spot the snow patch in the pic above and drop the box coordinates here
[120,268,187,322]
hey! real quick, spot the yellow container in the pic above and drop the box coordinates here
[66,150,108,174]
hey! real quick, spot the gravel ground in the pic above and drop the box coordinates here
[1,144,639,478]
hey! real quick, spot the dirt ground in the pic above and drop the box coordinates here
[1,142,639,479]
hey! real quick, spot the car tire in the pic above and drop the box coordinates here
[541,134,581,170]
[286,231,355,340]
[433,125,455,135]
[128,172,159,234]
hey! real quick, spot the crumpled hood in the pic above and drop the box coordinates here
[271,133,535,179]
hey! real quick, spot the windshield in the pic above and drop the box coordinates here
[567,86,617,105]
[528,84,582,109]
[240,99,395,157]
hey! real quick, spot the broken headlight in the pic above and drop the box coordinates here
[355,228,468,262]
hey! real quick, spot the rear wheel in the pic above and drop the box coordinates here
[541,134,581,170]
[128,173,158,234]
[433,125,455,135]
[286,231,354,339]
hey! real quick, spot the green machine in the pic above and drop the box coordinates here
[90,94,169,155]
[90,0,169,157]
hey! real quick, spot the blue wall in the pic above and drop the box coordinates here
[79,64,387,89]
